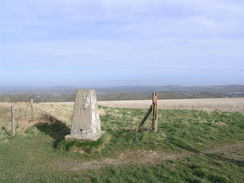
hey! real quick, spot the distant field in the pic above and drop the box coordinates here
[1,98,243,124]
[99,98,244,113]
[22,98,244,113]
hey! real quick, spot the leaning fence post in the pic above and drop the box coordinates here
[138,92,158,132]
[152,93,158,133]
[137,105,152,130]
[11,106,16,137]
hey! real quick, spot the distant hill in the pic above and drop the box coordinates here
[0,85,244,102]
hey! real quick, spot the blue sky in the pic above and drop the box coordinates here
[0,0,244,87]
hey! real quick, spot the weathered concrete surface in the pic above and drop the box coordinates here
[65,89,103,141]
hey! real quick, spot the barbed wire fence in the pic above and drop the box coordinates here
[0,101,63,137]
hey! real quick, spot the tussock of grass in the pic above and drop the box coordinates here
[23,126,40,135]
[0,126,41,144]
[0,127,11,143]
[58,133,111,153]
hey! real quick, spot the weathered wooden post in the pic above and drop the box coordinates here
[137,105,152,130]
[30,98,34,121]
[138,92,158,133]
[152,93,158,133]
[11,106,16,137]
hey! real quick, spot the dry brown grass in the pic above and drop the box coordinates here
[34,102,74,126]
[0,103,51,133]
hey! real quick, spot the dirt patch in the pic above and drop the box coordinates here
[54,141,244,171]
[215,122,228,126]
[99,108,106,116]
[205,142,244,156]
[55,150,191,171]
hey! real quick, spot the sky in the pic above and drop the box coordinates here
[0,0,244,87]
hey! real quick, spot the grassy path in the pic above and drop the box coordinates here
[54,141,244,171]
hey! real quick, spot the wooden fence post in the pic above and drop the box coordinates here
[11,106,16,137]
[152,93,158,133]
[137,105,152,130]
[138,92,158,132]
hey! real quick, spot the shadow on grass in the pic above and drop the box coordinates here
[35,113,70,148]
[167,136,244,167]
[0,126,11,136]
[204,153,244,167]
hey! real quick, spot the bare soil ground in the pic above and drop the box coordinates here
[99,98,244,113]
[54,141,244,171]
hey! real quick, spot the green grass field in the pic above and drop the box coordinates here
[0,105,243,183]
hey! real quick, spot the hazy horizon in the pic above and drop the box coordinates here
[1,82,244,89]
[1,0,244,87]
[1,84,244,91]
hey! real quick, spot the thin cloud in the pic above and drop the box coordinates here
[0,0,243,86]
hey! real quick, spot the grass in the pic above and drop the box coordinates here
[86,153,243,183]
[100,107,243,153]
[0,105,243,182]
[58,133,111,153]
[0,106,11,128]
